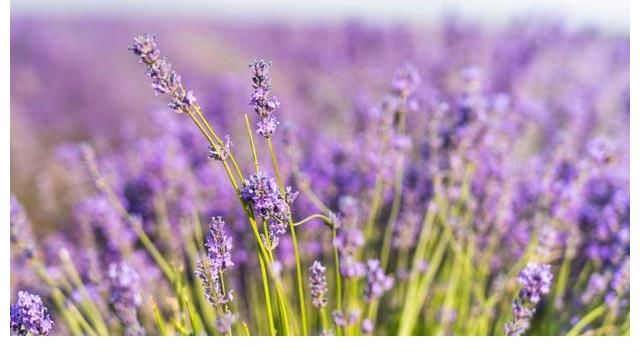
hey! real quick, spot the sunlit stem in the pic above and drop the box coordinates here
[266,136,308,335]
[293,213,333,227]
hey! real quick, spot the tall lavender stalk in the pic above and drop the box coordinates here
[505,263,553,336]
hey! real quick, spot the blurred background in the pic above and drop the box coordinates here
[11,0,629,231]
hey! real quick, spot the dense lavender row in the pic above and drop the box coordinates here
[10,18,629,336]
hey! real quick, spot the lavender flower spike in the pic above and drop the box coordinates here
[505,262,553,336]
[364,259,394,301]
[517,262,553,304]
[129,34,196,113]
[108,261,145,335]
[240,171,296,247]
[309,260,328,309]
[249,59,280,138]
[205,216,234,272]
[196,216,234,308]
[10,291,54,336]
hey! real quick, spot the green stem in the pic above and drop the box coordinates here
[566,304,607,336]
[294,213,333,227]
[266,137,308,335]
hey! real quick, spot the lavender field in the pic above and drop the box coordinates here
[9,16,629,336]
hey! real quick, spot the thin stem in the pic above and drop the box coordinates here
[566,304,607,336]
[245,114,260,174]
[293,213,333,227]
[257,253,277,336]
[193,106,245,182]
[266,137,308,335]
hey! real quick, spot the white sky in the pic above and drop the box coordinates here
[11,0,629,33]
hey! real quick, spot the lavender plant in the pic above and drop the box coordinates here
[9,19,629,336]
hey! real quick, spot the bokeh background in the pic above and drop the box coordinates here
[10,0,630,231]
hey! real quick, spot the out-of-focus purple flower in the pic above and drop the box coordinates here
[204,216,234,273]
[108,261,144,335]
[10,291,54,336]
[390,64,420,98]
[215,312,238,334]
[361,318,374,334]
[332,309,360,328]
[504,318,530,337]
[517,262,553,304]
[334,228,364,255]
[240,172,296,247]
[364,259,394,301]
[249,59,280,138]
[10,195,35,258]
[309,260,328,309]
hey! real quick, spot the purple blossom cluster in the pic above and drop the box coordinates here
[364,259,394,301]
[195,216,235,308]
[505,263,553,336]
[309,260,328,309]
[108,261,145,335]
[128,33,196,113]
[240,172,297,248]
[249,59,280,138]
[10,291,54,336]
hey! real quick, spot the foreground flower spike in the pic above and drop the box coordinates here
[505,263,553,336]
[108,261,145,335]
[10,291,54,336]
[196,216,234,308]
[517,263,553,304]
[364,259,394,301]
[129,33,196,113]
[240,171,297,247]
[249,59,280,138]
[309,260,328,309]
[205,217,234,272]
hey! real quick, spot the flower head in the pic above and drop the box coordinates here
[10,291,54,336]
[364,259,394,301]
[240,172,296,246]
[517,263,553,304]
[129,34,197,114]
[249,59,280,138]
[391,64,420,97]
[108,261,145,335]
[204,216,234,272]
[309,260,328,309]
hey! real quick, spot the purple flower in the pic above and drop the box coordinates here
[505,262,553,336]
[361,318,374,334]
[10,291,54,336]
[517,263,553,304]
[332,309,360,328]
[108,261,144,335]
[129,34,196,114]
[208,135,233,161]
[215,312,238,334]
[309,260,328,309]
[249,59,280,138]
[364,259,394,301]
[10,195,35,258]
[390,64,420,97]
[204,216,234,272]
[240,172,296,246]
